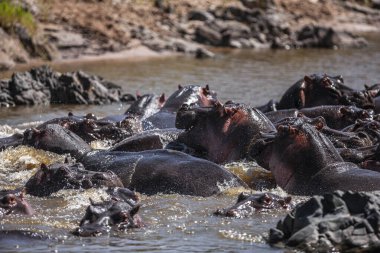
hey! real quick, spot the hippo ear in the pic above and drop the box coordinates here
[129,204,141,217]
[41,163,49,172]
[136,91,141,98]
[68,112,74,117]
[335,75,344,83]
[159,93,166,104]
[201,87,209,96]
[313,117,325,131]
[205,84,210,91]
[178,84,183,90]
[303,75,313,85]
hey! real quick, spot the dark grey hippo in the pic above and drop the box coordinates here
[251,117,380,195]
[80,149,247,197]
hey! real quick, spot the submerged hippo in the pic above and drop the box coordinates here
[110,128,183,152]
[80,149,247,197]
[252,117,380,195]
[214,192,292,218]
[125,93,166,119]
[25,163,124,197]
[266,105,372,130]
[23,124,91,160]
[176,102,276,164]
[0,132,24,151]
[143,85,217,130]
[73,197,142,237]
[0,189,34,215]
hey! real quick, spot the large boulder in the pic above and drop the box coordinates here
[269,191,380,252]
[0,66,134,107]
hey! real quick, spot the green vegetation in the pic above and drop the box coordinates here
[0,0,36,34]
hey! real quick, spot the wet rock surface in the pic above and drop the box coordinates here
[0,66,134,107]
[269,191,380,252]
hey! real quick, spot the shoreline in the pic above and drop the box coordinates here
[0,46,181,78]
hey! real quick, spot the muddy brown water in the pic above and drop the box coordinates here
[0,35,379,252]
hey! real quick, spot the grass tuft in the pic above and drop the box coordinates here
[0,0,36,34]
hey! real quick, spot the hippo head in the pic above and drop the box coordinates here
[339,90,375,110]
[337,106,373,128]
[73,198,142,236]
[25,163,124,197]
[0,189,34,215]
[126,93,166,119]
[177,102,275,163]
[162,85,217,112]
[214,192,292,218]
[278,74,346,109]
[268,117,343,191]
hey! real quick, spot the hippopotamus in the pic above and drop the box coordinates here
[0,132,24,151]
[25,163,124,197]
[125,93,166,119]
[0,189,34,215]
[110,128,183,152]
[80,149,247,197]
[35,113,141,144]
[23,124,91,160]
[176,102,276,164]
[271,116,373,149]
[277,74,374,110]
[0,230,52,248]
[266,106,372,130]
[214,192,292,218]
[143,85,217,130]
[300,105,373,130]
[251,117,380,195]
[343,119,380,145]
[73,197,142,237]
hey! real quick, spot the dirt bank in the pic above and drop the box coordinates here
[1,0,380,71]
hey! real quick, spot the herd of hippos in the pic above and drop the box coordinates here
[2,72,380,250]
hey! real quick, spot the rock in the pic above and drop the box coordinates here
[195,47,215,59]
[269,191,380,252]
[240,0,274,9]
[188,10,215,22]
[0,66,133,107]
[9,70,51,105]
[0,28,29,64]
[47,30,87,49]
[11,0,40,15]
[15,26,60,60]
[195,24,223,46]
[296,25,368,49]
[0,52,15,71]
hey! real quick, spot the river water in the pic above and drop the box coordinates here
[0,35,379,252]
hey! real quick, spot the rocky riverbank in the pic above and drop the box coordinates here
[1,0,380,71]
